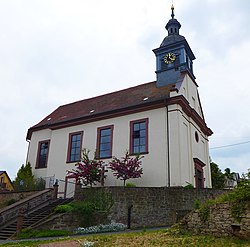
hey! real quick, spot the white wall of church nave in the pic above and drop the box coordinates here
[28,108,170,190]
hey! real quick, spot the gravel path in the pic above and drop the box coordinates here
[39,239,82,247]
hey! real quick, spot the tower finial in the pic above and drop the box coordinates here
[171,4,175,19]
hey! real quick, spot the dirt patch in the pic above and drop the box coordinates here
[39,240,82,247]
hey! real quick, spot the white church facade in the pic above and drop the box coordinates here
[26,5,212,197]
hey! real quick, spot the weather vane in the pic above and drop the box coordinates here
[171,0,175,19]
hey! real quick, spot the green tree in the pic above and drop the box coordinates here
[210,162,225,189]
[13,162,36,191]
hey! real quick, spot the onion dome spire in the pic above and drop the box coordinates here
[165,4,181,35]
[171,4,175,19]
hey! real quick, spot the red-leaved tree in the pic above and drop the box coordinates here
[67,149,107,187]
[108,152,143,187]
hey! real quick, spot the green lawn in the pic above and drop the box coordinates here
[1,229,250,247]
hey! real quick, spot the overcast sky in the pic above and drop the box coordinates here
[0,0,249,180]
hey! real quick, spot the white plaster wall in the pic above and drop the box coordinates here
[28,108,169,194]
[171,74,203,117]
[168,104,211,188]
[169,74,212,188]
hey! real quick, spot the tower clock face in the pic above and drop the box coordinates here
[163,52,176,64]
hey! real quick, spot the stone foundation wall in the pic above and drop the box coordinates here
[76,187,225,229]
[34,213,81,231]
[0,191,38,208]
[180,203,250,239]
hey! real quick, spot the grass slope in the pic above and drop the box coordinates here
[1,229,250,247]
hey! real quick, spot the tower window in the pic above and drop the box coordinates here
[171,28,173,33]
[175,28,177,33]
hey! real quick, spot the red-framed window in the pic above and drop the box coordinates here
[96,125,114,159]
[194,158,205,189]
[130,118,149,155]
[36,140,50,169]
[67,131,83,163]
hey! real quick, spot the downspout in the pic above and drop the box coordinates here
[165,100,171,187]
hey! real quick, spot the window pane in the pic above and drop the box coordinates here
[140,137,146,145]
[139,145,146,153]
[101,136,110,143]
[101,129,111,136]
[133,123,140,131]
[100,150,110,158]
[133,138,139,146]
[72,142,77,148]
[100,143,110,151]
[133,146,140,154]
[140,130,146,137]
[75,147,80,155]
[133,130,140,139]
[140,122,146,130]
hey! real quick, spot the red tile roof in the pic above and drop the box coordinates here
[27,81,176,140]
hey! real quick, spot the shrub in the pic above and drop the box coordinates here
[54,204,73,213]
[7,198,18,206]
[70,189,114,227]
[197,170,250,222]
[126,182,136,187]
[184,184,194,189]
[194,199,201,210]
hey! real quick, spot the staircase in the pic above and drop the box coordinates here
[0,198,73,240]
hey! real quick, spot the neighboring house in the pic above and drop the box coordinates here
[26,6,213,197]
[0,171,14,191]
[224,173,240,189]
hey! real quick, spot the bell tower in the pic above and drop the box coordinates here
[153,5,196,87]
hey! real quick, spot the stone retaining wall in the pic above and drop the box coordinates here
[180,203,250,239]
[0,191,38,208]
[76,187,225,229]
[34,212,81,231]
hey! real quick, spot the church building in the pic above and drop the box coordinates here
[26,5,213,196]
